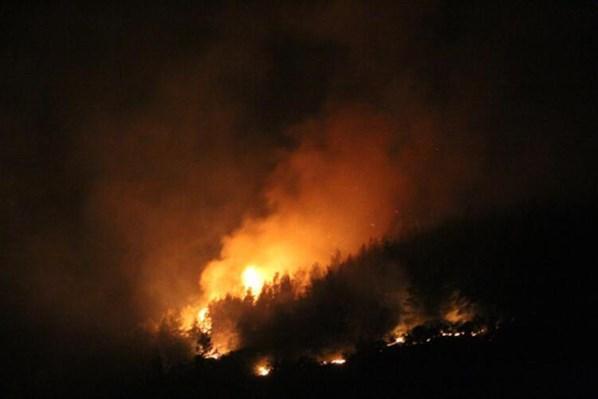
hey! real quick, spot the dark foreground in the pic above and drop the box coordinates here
[147,327,593,399]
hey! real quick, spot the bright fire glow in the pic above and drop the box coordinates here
[329,358,346,365]
[197,307,212,332]
[319,353,347,365]
[198,307,209,322]
[171,111,489,361]
[242,266,264,296]
[198,110,399,306]
[187,111,402,356]
[254,359,272,376]
[386,322,411,347]
[387,335,406,346]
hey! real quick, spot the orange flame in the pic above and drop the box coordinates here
[198,108,400,304]
[254,358,272,376]
[241,266,265,297]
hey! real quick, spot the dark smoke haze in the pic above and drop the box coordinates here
[1,0,596,382]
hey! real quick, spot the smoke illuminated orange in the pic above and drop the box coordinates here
[176,107,404,356]
[198,108,400,303]
[172,107,486,361]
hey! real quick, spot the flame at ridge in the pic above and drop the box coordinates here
[197,107,400,306]
[169,108,490,361]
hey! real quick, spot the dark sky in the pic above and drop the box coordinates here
[1,0,597,376]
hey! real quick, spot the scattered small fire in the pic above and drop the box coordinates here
[437,326,487,339]
[386,322,489,347]
[386,323,410,347]
[255,365,271,376]
[440,331,463,337]
[320,355,347,366]
[329,358,346,365]
[387,335,406,347]
[254,359,272,377]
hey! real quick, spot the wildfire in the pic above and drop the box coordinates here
[319,353,347,365]
[256,365,271,376]
[154,109,497,369]
[387,335,406,347]
[386,323,410,347]
[242,266,265,297]
[385,321,490,347]
[254,359,272,377]
[196,109,400,306]
[197,307,212,333]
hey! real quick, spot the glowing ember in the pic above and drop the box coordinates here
[242,266,264,297]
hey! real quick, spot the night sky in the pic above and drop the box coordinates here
[1,1,597,397]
